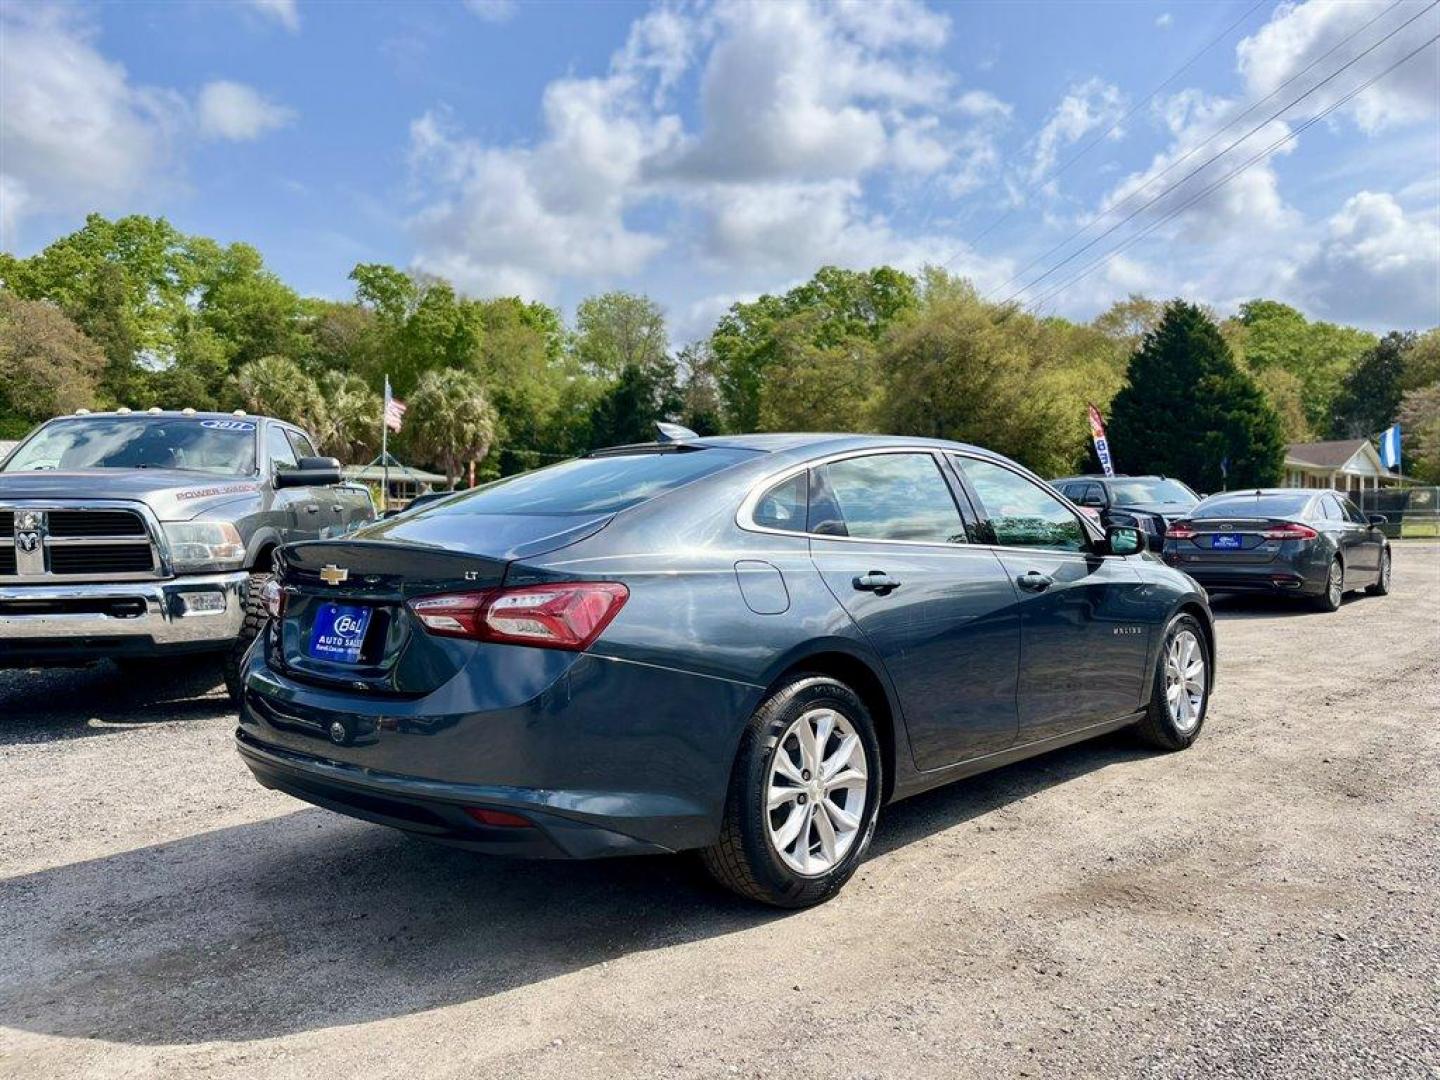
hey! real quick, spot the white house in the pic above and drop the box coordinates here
[1283,438,1402,496]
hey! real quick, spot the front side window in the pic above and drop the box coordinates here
[810,453,966,544]
[1,417,257,475]
[1340,496,1367,525]
[1107,478,1199,506]
[267,425,298,471]
[287,430,318,460]
[953,456,1088,552]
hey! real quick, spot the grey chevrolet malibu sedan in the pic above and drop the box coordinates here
[237,433,1216,907]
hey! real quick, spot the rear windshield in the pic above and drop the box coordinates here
[1107,478,1197,505]
[425,448,756,516]
[1192,493,1312,519]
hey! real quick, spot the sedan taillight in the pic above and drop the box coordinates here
[1261,523,1318,540]
[1166,522,1196,540]
[409,582,629,651]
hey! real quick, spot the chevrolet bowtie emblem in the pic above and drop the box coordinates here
[319,564,349,586]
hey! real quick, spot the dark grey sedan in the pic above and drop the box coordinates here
[1161,488,1391,611]
[236,434,1215,907]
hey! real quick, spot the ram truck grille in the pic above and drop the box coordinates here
[0,505,161,581]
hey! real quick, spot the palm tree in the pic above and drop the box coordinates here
[318,370,380,462]
[407,368,497,487]
[228,354,327,432]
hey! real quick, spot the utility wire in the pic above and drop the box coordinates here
[998,1,1440,306]
[983,0,1409,301]
[942,0,1269,265]
[1024,32,1440,312]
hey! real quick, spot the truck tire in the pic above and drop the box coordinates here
[223,569,271,702]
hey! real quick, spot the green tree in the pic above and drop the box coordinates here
[1093,294,1165,353]
[1108,301,1285,492]
[757,312,879,433]
[675,341,724,436]
[1398,382,1440,483]
[227,354,328,432]
[711,265,918,432]
[588,360,682,449]
[0,292,105,433]
[1234,300,1375,432]
[317,371,381,462]
[473,296,574,474]
[1329,331,1412,439]
[348,264,484,393]
[574,292,669,381]
[407,368,498,487]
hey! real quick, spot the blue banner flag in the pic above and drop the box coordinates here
[1380,424,1401,471]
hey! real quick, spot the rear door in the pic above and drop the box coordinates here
[949,455,1151,743]
[1338,495,1381,576]
[803,450,1021,770]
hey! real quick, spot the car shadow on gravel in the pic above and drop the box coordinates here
[0,659,229,744]
[1208,591,1370,620]
[0,730,1151,1047]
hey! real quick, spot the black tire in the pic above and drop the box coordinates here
[701,674,883,908]
[1366,547,1392,596]
[1134,613,1211,752]
[1311,556,1343,612]
[223,568,271,702]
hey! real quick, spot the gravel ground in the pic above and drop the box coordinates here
[2,543,1437,1080]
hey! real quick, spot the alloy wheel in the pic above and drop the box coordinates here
[1328,561,1343,606]
[1164,629,1206,734]
[1381,552,1391,589]
[766,707,869,876]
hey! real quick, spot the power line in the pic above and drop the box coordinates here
[942,0,1269,266]
[1024,32,1440,312]
[983,0,1409,301]
[998,1,1440,307]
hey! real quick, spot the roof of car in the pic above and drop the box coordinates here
[1203,488,1316,499]
[601,432,999,457]
[47,410,279,423]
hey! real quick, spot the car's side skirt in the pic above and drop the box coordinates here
[888,709,1147,804]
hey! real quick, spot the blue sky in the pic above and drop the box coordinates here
[2,0,1437,340]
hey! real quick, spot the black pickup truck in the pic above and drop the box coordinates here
[0,410,374,697]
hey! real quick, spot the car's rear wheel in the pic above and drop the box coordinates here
[1366,548,1392,596]
[1312,556,1343,612]
[1134,613,1210,751]
[702,674,882,908]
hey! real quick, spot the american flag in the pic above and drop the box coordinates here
[383,377,407,433]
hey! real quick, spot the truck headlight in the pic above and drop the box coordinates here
[162,521,246,572]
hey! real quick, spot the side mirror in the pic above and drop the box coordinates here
[1106,524,1146,556]
[1368,513,1388,527]
[275,456,343,487]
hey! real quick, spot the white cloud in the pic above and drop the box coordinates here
[1156,12,1173,29]
[245,0,300,33]
[197,80,295,141]
[464,0,516,23]
[1237,0,1440,134]
[1028,78,1126,183]
[1303,191,1440,326]
[406,0,1012,302]
[0,5,183,246]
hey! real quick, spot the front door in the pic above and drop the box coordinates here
[804,451,1021,770]
[265,424,325,542]
[950,455,1152,745]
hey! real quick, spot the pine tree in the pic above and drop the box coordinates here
[1108,301,1284,492]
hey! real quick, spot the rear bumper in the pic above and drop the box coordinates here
[1165,559,1326,596]
[236,730,674,858]
[235,643,759,858]
[0,571,249,663]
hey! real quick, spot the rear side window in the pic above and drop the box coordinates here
[428,448,756,516]
[953,457,1087,552]
[753,472,808,532]
[1320,496,1342,520]
[1193,494,1311,518]
[810,453,966,544]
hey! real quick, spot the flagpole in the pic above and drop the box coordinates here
[382,376,390,515]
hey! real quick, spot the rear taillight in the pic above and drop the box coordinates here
[261,578,287,619]
[1261,523,1318,540]
[409,582,629,651]
[1166,522,1196,540]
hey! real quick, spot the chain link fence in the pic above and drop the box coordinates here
[1358,486,1440,538]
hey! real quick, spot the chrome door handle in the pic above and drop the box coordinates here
[331,504,343,512]
[1017,570,1053,592]
[853,571,901,595]
[304,504,320,513]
